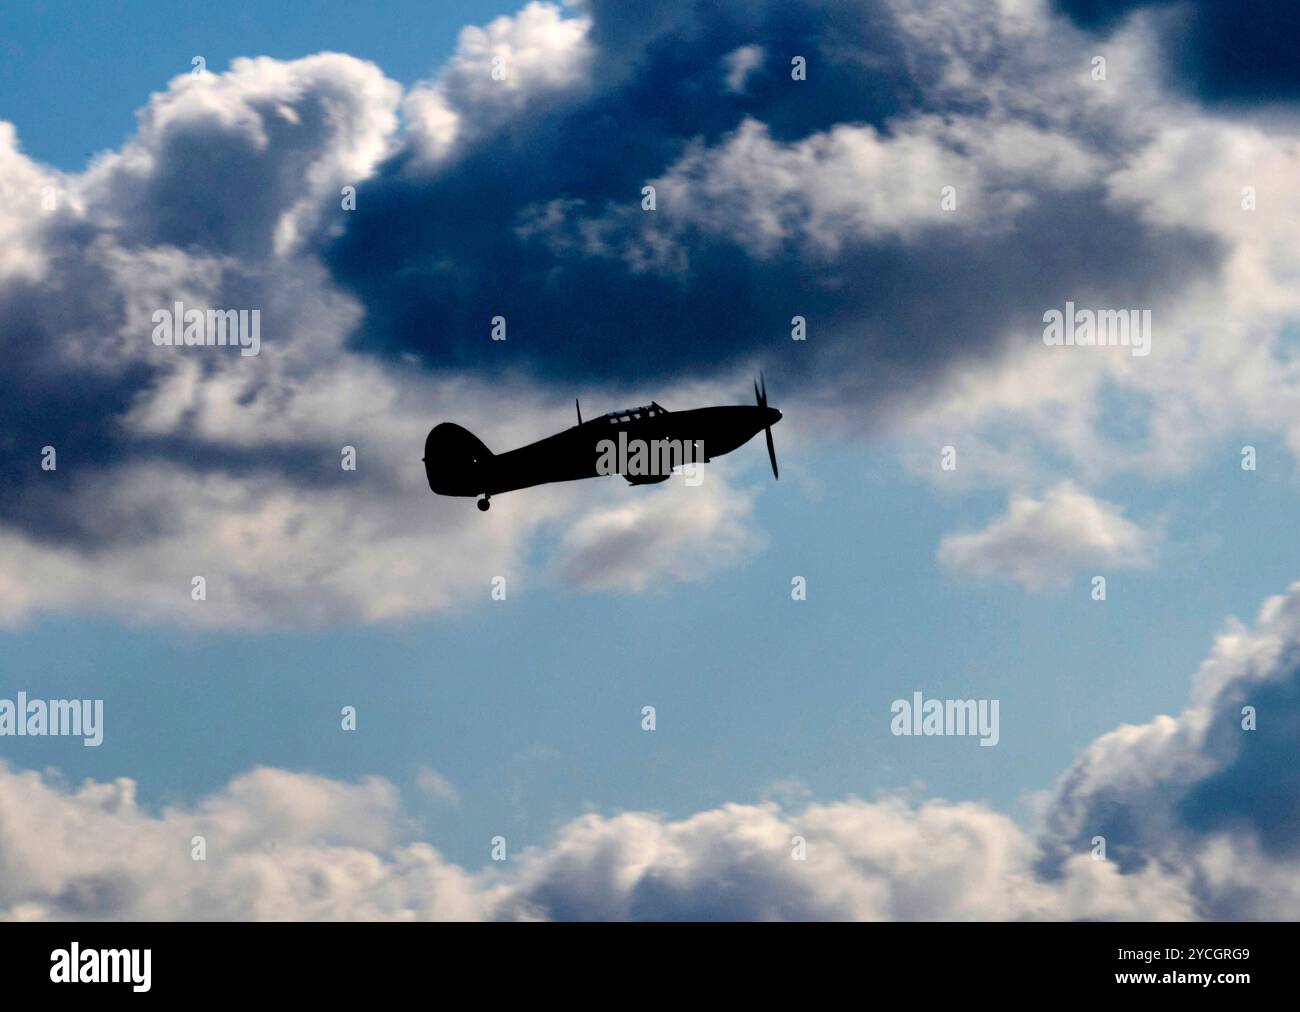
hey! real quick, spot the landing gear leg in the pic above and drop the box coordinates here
[477,495,491,512]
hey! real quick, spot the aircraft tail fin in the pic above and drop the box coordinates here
[423,422,494,495]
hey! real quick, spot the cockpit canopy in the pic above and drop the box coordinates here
[604,401,668,423]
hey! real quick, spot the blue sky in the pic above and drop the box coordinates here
[6,431,1299,869]
[3,0,1300,919]
[0,0,518,171]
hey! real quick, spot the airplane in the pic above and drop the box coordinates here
[424,376,782,511]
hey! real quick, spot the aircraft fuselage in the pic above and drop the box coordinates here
[424,403,782,500]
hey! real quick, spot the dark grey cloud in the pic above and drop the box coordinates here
[0,243,361,549]
[1054,0,1300,104]
[0,55,400,551]
[1177,649,1300,857]
[328,173,1218,397]
[1038,585,1300,916]
[0,1,1263,624]
[0,228,154,546]
[327,0,1221,401]
[0,0,1228,520]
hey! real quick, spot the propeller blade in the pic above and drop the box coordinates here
[759,371,767,406]
[754,376,763,408]
[765,424,779,480]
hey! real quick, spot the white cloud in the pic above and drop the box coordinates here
[0,34,755,629]
[556,462,765,592]
[652,115,1101,257]
[1039,580,1300,918]
[501,0,1300,503]
[0,377,764,628]
[880,19,1300,488]
[0,763,1185,921]
[525,110,1104,269]
[4,0,1300,631]
[81,53,403,257]
[722,45,764,94]
[0,122,66,282]
[11,576,1300,920]
[404,2,593,168]
[415,767,461,806]
[937,481,1155,590]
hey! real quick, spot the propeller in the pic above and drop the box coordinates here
[754,372,779,480]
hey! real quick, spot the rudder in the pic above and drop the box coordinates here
[424,422,493,495]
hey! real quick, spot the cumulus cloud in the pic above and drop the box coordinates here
[330,0,1218,400]
[83,53,402,258]
[415,767,461,806]
[0,763,1184,921]
[1054,0,1300,103]
[884,15,1300,489]
[548,114,1103,262]
[0,8,759,628]
[4,0,1300,630]
[8,577,1300,921]
[327,0,1300,510]
[404,1,594,168]
[0,766,486,921]
[555,463,764,592]
[937,481,1155,590]
[1039,580,1300,918]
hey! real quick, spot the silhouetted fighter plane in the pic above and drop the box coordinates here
[425,376,782,511]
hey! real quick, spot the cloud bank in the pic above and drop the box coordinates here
[5,578,1300,920]
[2,0,1300,626]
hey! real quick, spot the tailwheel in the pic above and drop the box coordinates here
[477,496,491,512]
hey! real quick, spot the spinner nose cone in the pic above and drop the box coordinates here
[766,406,783,425]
